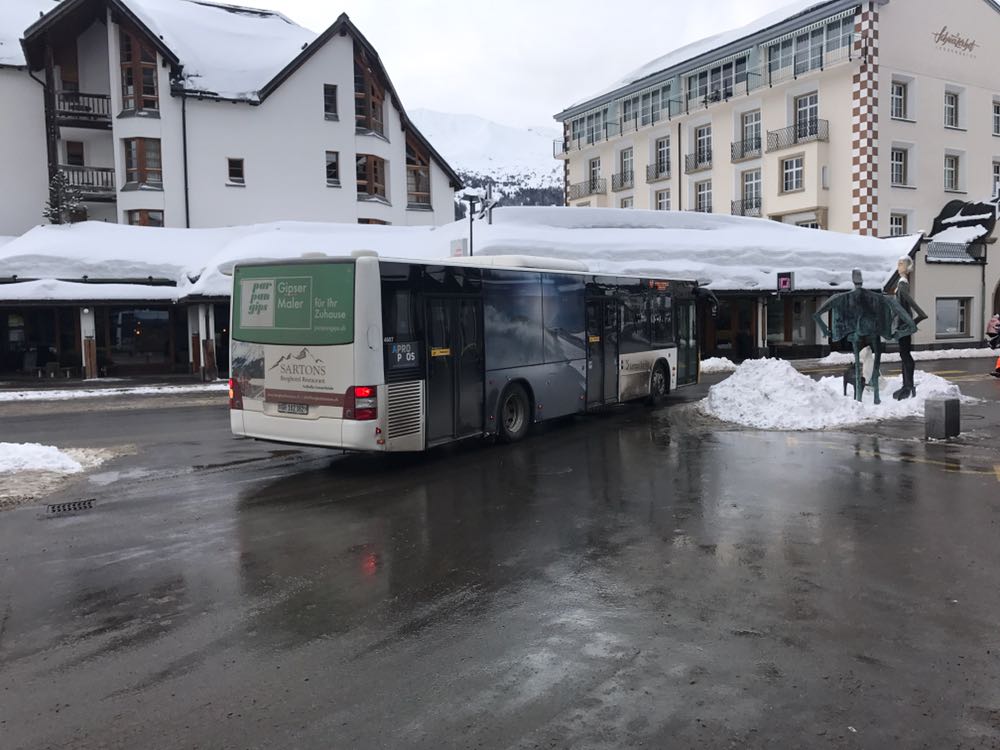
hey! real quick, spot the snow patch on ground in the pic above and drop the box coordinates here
[699,359,967,430]
[700,357,738,373]
[0,382,228,402]
[0,443,123,510]
[0,442,83,474]
[817,348,996,365]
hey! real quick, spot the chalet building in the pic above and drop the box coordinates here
[1,0,460,234]
[554,0,1000,238]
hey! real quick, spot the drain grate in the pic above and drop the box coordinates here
[47,499,96,515]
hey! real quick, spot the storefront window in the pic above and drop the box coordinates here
[109,308,171,365]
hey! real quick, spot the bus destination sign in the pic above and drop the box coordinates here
[386,341,420,371]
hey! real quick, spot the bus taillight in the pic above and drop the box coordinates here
[344,386,377,420]
[228,378,243,410]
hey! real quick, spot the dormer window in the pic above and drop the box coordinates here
[119,27,158,112]
[354,53,384,135]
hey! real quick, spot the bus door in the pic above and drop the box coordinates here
[586,298,619,406]
[425,297,484,444]
[675,300,698,385]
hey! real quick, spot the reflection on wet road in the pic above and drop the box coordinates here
[1,377,1000,748]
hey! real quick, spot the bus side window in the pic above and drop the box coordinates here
[620,293,651,354]
[650,295,673,348]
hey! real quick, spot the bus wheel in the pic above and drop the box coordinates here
[498,383,530,442]
[647,363,669,406]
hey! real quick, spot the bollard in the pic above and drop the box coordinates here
[925,398,960,440]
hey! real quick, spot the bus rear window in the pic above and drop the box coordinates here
[232,262,355,345]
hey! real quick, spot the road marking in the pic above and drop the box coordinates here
[995,465,1000,484]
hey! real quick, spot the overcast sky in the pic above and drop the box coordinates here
[250,0,796,131]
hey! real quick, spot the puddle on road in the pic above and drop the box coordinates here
[88,466,192,487]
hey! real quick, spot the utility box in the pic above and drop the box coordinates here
[925,398,960,440]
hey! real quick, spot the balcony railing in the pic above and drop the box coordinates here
[59,164,115,200]
[731,137,762,162]
[558,44,855,155]
[567,177,607,201]
[646,163,671,183]
[611,171,635,192]
[54,91,112,126]
[684,150,712,174]
[767,118,829,152]
[731,197,762,218]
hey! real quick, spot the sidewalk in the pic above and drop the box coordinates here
[0,375,228,402]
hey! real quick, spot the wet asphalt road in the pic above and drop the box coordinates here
[1,362,999,749]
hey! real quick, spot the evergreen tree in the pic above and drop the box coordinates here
[43,170,86,225]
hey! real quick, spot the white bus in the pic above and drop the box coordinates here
[229,253,701,452]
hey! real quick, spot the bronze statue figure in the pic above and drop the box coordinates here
[891,256,928,400]
[813,269,918,404]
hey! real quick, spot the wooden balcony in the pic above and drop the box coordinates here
[54,91,112,129]
[60,165,116,201]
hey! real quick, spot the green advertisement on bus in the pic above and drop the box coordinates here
[232,262,355,345]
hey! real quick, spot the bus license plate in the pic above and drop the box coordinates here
[277,403,309,416]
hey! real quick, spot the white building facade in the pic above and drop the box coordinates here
[0,0,55,236]
[11,0,459,233]
[554,0,1000,239]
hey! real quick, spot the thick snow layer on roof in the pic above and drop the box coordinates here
[125,0,317,100]
[0,279,179,302]
[0,0,58,67]
[475,207,916,292]
[567,0,830,110]
[0,207,915,301]
[930,225,988,244]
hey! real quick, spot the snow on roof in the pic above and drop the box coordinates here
[125,0,317,100]
[931,225,989,244]
[565,0,833,112]
[0,0,58,67]
[0,278,180,302]
[0,208,917,302]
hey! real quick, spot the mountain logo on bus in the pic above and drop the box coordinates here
[269,347,327,376]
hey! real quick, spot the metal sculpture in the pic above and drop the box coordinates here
[813,269,918,404]
[892,257,928,400]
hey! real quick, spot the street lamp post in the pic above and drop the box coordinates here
[461,194,480,256]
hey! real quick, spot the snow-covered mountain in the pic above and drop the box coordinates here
[408,109,563,201]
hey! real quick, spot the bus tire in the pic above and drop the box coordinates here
[647,362,670,406]
[498,383,531,443]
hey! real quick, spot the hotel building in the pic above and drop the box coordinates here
[554,0,1000,238]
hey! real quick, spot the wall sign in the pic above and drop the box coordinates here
[932,26,979,56]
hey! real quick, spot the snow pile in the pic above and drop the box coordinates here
[0,207,918,300]
[817,347,997,365]
[700,357,738,373]
[699,358,966,430]
[0,382,228,402]
[125,0,316,100]
[0,442,82,474]
[567,0,829,109]
[0,0,57,67]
